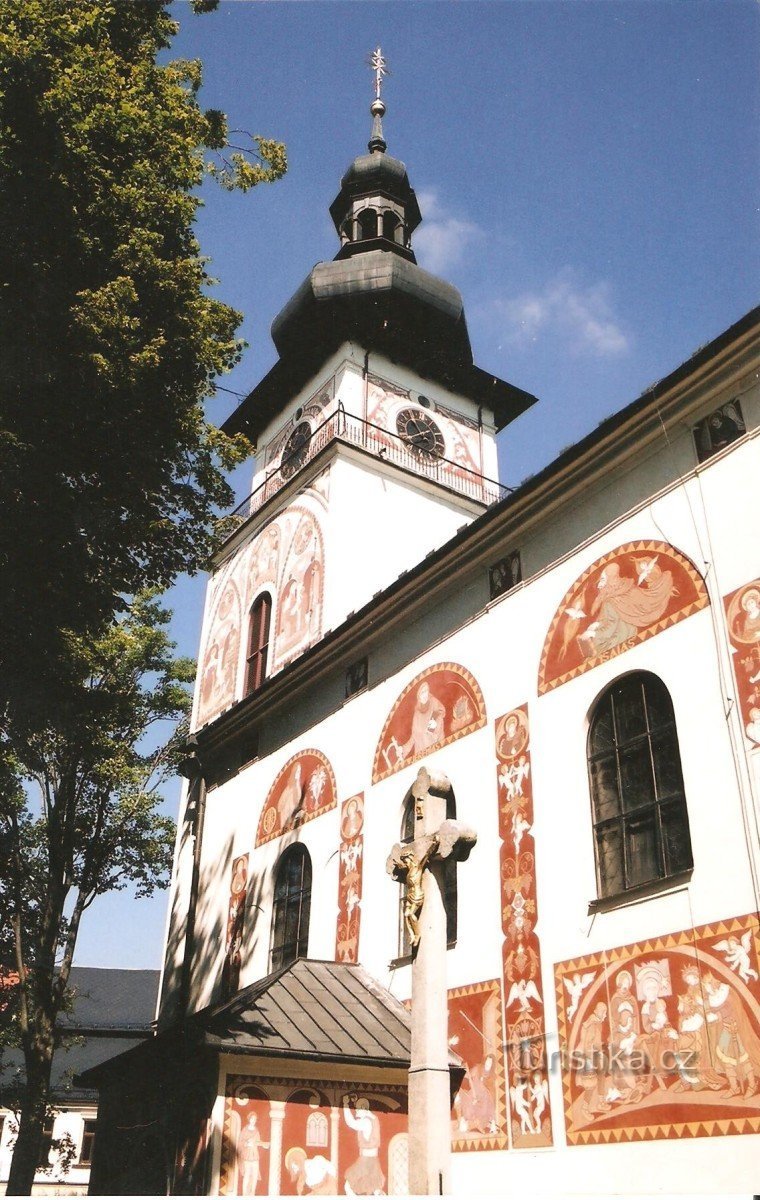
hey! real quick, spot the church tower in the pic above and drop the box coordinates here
[193,52,536,733]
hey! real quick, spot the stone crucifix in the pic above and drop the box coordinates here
[386,767,477,1195]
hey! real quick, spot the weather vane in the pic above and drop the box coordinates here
[368,46,389,102]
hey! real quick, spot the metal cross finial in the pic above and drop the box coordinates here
[369,46,388,101]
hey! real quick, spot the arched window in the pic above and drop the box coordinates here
[398,793,457,958]
[245,593,272,695]
[587,672,692,899]
[270,844,312,971]
[382,211,400,241]
[357,208,378,240]
[305,1112,328,1148]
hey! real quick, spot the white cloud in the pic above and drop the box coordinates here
[413,188,483,275]
[497,272,631,357]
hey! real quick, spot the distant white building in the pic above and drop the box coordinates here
[0,968,157,1196]
[85,84,760,1197]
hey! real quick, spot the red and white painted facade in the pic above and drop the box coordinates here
[148,295,760,1196]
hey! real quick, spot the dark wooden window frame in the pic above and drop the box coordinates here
[587,671,693,904]
[79,1118,97,1165]
[245,592,272,696]
[270,844,312,972]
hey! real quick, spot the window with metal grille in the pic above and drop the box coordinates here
[397,795,457,959]
[245,593,272,695]
[270,844,312,971]
[79,1119,97,1165]
[587,672,692,900]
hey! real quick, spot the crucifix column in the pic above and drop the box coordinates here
[387,767,476,1195]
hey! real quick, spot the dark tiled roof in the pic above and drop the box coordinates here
[201,959,413,1068]
[59,966,159,1031]
[0,968,160,1103]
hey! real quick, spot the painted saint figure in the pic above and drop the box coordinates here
[400,683,446,759]
[342,1096,385,1196]
[582,559,675,657]
[703,973,760,1096]
[238,1113,269,1196]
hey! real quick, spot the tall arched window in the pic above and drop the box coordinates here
[397,794,457,958]
[587,672,693,899]
[270,844,312,971]
[245,592,272,695]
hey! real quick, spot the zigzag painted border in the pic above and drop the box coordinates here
[554,911,760,1146]
[537,540,709,695]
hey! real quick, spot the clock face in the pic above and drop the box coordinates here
[395,408,445,463]
[280,420,312,479]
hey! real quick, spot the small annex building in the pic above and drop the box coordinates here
[0,967,158,1196]
[84,82,760,1197]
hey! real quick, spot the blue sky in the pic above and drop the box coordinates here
[73,0,759,969]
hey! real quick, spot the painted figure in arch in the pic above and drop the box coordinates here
[278,763,306,830]
[342,1096,384,1195]
[671,965,723,1092]
[583,559,675,657]
[737,587,760,642]
[238,1113,269,1196]
[637,961,674,1093]
[576,1001,611,1119]
[454,1053,497,1134]
[703,973,760,1096]
[400,682,445,759]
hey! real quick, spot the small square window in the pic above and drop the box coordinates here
[489,551,522,600]
[345,657,368,699]
[693,398,745,463]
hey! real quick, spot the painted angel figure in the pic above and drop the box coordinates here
[529,1072,549,1134]
[510,1082,533,1135]
[713,933,759,984]
[564,971,596,1021]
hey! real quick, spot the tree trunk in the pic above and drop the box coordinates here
[6,1023,54,1196]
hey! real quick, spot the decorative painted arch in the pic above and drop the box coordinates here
[372,662,487,784]
[255,749,337,848]
[537,540,709,696]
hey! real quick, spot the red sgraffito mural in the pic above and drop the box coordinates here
[335,795,364,963]
[247,523,281,601]
[555,913,760,1145]
[221,855,248,1001]
[495,707,553,1149]
[219,1077,408,1196]
[192,478,329,732]
[538,541,709,695]
[256,751,337,848]
[372,663,487,784]
[449,980,509,1151]
[273,507,325,670]
[724,578,760,752]
[196,580,242,728]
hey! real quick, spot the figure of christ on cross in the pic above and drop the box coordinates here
[386,767,477,1195]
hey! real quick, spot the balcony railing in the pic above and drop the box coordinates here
[229,408,510,523]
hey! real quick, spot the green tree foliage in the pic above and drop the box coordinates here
[0,0,286,718]
[0,592,193,1194]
